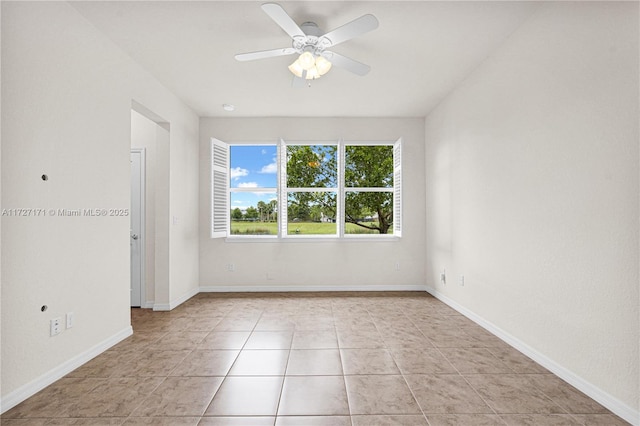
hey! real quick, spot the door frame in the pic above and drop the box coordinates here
[131,148,146,307]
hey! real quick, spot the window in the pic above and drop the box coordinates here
[211,138,402,239]
[224,143,278,237]
[344,145,395,235]
[283,144,338,236]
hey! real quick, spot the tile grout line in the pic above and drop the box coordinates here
[329,301,355,425]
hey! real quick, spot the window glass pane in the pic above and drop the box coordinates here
[230,192,277,235]
[345,145,393,188]
[345,191,393,235]
[287,192,337,235]
[286,145,337,188]
[230,145,277,188]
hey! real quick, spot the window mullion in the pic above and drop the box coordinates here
[231,187,277,193]
[286,188,336,193]
[279,139,288,238]
[338,139,345,237]
[344,187,392,192]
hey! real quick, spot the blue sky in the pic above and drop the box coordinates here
[229,145,277,211]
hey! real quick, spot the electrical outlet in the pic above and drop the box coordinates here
[395,262,400,271]
[66,312,74,329]
[227,263,235,272]
[459,275,465,286]
[50,317,62,336]
[440,269,446,285]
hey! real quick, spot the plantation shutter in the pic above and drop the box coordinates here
[393,138,402,237]
[211,138,229,238]
[279,139,288,237]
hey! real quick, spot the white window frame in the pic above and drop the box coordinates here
[211,137,402,240]
[229,143,279,239]
[341,141,400,238]
[280,139,340,238]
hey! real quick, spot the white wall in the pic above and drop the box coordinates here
[424,2,639,422]
[199,118,425,291]
[1,1,199,410]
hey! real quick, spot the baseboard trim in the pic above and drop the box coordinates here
[0,326,133,415]
[424,285,639,426]
[153,287,200,311]
[199,284,429,293]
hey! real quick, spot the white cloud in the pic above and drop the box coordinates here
[238,182,259,188]
[260,161,277,174]
[230,167,249,180]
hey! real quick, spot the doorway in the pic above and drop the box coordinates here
[130,149,145,307]
[130,103,170,310]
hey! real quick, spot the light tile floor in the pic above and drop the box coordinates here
[2,292,630,425]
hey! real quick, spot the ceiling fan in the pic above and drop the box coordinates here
[235,3,379,86]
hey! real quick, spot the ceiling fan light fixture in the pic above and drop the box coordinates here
[315,55,332,76]
[288,60,304,78]
[288,53,332,80]
[298,51,316,70]
[305,66,320,80]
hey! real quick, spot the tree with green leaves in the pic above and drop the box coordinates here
[286,145,393,233]
[286,145,337,222]
[231,207,243,220]
[245,206,258,220]
[344,145,393,234]
[256,200,267,222]
[268,199,277,222]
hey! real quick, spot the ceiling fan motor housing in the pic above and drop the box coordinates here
[301,21,322,36]
[293,22,331,56]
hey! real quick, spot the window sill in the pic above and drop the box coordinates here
[223,236,401,243]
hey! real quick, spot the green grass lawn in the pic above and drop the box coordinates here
[231,221,278,235]
[230,221,389,235]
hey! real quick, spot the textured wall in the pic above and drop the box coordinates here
[424,1,639,419]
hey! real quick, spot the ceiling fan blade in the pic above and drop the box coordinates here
[235,47,296,61]
[261,3,305,39]
[322,51,371,76]
[319,14,378,47]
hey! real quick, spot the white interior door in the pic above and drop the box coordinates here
[130,149,145,307]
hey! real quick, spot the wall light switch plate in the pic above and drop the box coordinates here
[66,312,74,329]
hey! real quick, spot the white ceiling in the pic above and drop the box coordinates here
[70,1,540,118]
